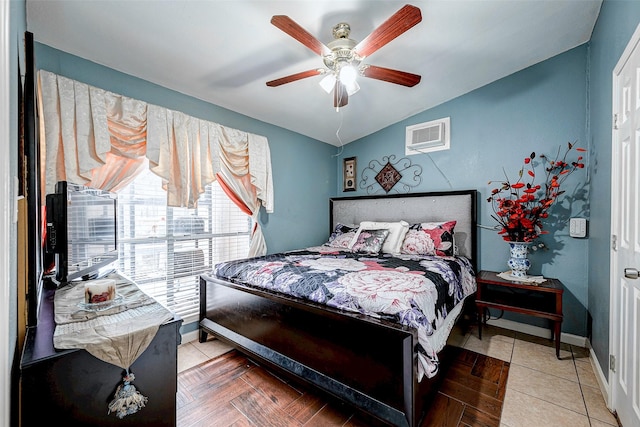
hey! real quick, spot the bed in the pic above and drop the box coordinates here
[199,190,478,426]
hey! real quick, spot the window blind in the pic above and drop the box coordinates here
[117,170,251,323]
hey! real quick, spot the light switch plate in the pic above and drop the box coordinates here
[569,218,587,238]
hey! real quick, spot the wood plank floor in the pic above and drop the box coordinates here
[177,345,510,427]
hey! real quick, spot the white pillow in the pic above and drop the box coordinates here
[349,220,410,254]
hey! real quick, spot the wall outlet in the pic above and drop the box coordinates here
[569,218,587,238]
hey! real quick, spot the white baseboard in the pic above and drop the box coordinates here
[181,330,200,344]
[589,345,612,410]
[485,318,588,347]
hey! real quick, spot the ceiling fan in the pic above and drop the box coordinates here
[266,4,422,110]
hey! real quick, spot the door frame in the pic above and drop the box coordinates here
[0,1,12,426]
[609,20,640,415]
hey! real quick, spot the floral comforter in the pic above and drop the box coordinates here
[212,246,477,380]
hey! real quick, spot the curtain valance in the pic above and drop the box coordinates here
[37,70,273,256]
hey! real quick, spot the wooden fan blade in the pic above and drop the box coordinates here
[333,81,348,108]
[362,65,421,87]
[354,4,422,58]
[266,69,322,87]
[271,15,331,56]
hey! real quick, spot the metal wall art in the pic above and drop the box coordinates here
[359,155,422,194]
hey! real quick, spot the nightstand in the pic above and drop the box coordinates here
[475,270,564,358]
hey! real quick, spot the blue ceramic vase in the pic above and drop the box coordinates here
[507,241,531,278]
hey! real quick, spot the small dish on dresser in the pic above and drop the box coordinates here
[77,293,124,312]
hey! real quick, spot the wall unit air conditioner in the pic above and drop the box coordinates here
[405,117,450,155]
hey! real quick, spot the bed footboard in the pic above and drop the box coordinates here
[199,276,436,427]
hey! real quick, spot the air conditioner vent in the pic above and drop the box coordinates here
[405,117,450,155]
[412,123,443,145]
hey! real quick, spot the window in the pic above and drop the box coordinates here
[117,169,251,323]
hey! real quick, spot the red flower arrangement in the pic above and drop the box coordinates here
[487,142,586,242]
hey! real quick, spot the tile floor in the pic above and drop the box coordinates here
[178,324,621,427]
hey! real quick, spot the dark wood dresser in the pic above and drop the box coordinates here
[20,286,182,427]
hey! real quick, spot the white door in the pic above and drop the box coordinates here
[0,2,10,426]
[611,22,640,427]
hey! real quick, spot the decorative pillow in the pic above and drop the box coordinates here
[349,220,409,254]
[350,229,390,254]
[401,220,456,256]
[326,223,358,249]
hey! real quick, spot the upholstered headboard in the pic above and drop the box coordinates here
[330,190,477,268]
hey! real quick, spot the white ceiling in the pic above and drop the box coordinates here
[26,1,602,146]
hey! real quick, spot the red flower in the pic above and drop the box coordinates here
[487,142,586,242]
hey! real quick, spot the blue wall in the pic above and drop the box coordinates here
[34,44,338,254]
[341,45,590,336]
[587,0,640,378]
[23,0,640,386]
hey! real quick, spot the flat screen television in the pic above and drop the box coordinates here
[45,181,118,284]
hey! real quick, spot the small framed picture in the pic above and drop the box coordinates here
[343,157,357,192]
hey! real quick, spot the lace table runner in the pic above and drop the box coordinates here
[498,271,547,284]
[53,272,175,418]
[53,272,174,361]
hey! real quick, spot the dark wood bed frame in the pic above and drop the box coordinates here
[199,190,477,426]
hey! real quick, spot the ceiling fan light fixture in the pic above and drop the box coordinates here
[346,80,360,96]
[320,67,359,98]
[339,64,358,86]
[319,74,336,93]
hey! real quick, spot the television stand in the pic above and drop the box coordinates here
[20,279,182,426]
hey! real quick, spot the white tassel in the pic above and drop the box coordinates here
[108,370,148,419]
